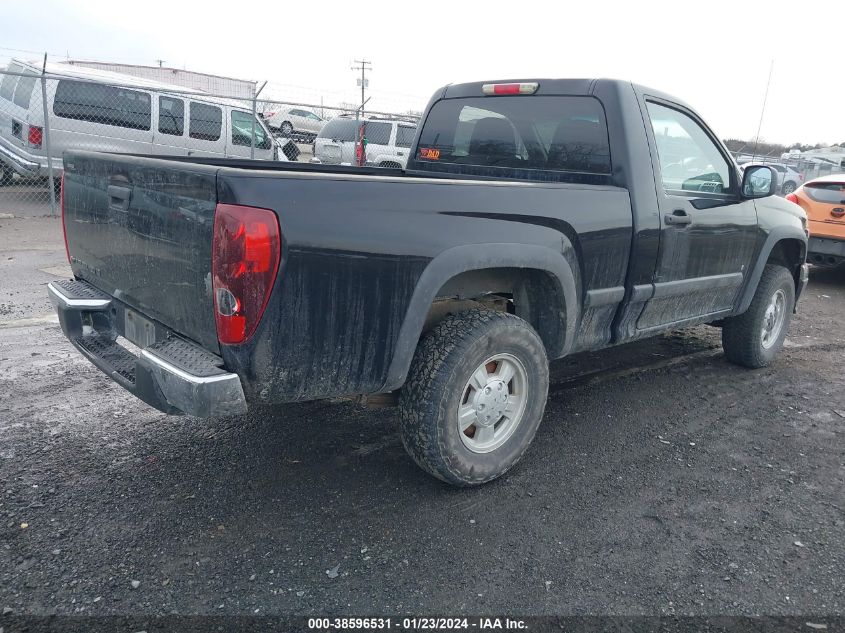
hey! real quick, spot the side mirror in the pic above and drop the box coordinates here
[741,165,777,198]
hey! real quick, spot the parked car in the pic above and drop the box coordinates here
[786,174,845,267]
[313,116,416,168]
[263,106,324,141]
[50,78,808,486]
[738,161,802,194]
[770,163,803,194]
[0,59,278,186]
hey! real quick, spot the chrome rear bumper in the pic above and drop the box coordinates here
[48,279,246,417]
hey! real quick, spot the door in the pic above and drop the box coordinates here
[637,100,759,331]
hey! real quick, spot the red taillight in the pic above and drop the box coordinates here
[60,172,70,264]
[212,203,281,345]
[28,125,42,148]
[785,192,800,205]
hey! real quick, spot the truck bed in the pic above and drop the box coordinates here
[63,150,633,403]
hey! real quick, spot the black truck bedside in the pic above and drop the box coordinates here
[51,78,809,486]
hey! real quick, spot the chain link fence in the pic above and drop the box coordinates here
[0,56,423,218]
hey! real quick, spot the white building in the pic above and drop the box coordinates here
[60,61,257,99]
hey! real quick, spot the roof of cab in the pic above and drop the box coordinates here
[439,78,695,114]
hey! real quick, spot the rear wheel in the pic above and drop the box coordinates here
[721,264,795,368]
[782,180,797,195]
[399,309,549,486]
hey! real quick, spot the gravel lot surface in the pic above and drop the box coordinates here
[1,216,843,618]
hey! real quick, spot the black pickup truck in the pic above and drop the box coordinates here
[50,78,809,486]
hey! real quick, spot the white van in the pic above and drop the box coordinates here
[313,117,417,168]
[0,60,278,184]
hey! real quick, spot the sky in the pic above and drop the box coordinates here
[2,0,843,146]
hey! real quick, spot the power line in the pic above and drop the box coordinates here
[351,59,371,118]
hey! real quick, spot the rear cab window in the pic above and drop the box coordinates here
[413,95,611,183]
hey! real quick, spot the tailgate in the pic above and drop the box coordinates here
[63,152,220,353]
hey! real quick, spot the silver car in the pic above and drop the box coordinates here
[263,106,324,141]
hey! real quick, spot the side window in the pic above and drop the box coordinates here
[189,102,222,141]
[646,102,731,194]
[54,80,151,130]
[364,121,391,145]
[395,125,416,148]
[158,96,184,136]
[307,112,322,121]
[12,74,36,109]
[0,64,20,101]
[231,110,271,149]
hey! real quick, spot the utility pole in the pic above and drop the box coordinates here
[351,59,371,119]
[156,59,166,68]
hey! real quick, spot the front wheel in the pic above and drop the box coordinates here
[721,264,795,368]
[398,309,549,486]
[280,121,294,137]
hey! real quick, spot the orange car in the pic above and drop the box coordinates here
[787,174,845,267]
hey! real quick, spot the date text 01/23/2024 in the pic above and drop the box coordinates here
[307,617,528,630]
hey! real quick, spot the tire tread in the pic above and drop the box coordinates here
[398,309,547,486]
[722,264,794,368]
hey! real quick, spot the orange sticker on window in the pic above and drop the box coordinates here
[419,148,440,160]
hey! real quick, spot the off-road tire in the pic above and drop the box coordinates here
[398,309,549,486]
[722,264,795,368]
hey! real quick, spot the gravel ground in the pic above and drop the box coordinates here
[0,216,843,618]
